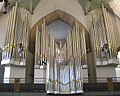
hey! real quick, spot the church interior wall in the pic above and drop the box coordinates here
[31,0,90,31]
[0,0,120,82]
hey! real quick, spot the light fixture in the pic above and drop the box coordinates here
[2,0,8,14]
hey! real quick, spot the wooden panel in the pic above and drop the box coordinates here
[107,78,114,92]
[14,78,20,92]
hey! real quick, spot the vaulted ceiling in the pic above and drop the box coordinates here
[8,0,40,13]
[7,0,113,13]
[1,0,120,17]
[0,0,112,13]
[78,0,113,14]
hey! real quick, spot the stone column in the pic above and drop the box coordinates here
[0,48,4,83]
[87,52,97,83]
[25,52,34,83]
[87,24,97,83]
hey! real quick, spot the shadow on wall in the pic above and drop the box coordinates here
[0,48,4,83]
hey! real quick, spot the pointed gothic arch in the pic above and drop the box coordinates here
[29,9,90,53]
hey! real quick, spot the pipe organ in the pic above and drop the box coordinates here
[35,19,87,94]
[92,4,118,66]
[35,19,48,69]
[1,2,30,66]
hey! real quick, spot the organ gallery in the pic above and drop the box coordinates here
[0,0,120,95]
[34,19,86,93]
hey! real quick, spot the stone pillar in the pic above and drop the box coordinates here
[25,52,34,83]
[0,48,4,83]
[87,52,97,83]
[87,23,97,83]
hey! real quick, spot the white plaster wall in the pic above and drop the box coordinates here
[32,0,90,31]
[10,66,25,83]
[83,66,117,82]
[96,66,116,77]
[10,66,25,78]
[109,0,120,18]
[34,69,46,83]
[4,66,11,83]
[115,67,120,78]
[48,20,72,39]
[83,68,88,78]
[3,66,25,83]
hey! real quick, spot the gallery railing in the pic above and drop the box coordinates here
[0,77,120,83]
[0,77,120,92]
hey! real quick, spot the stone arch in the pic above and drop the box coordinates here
[29,9,90,53]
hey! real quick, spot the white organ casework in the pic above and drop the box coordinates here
[34,19,87,94]
[34,19,49,83]
[92,4,118,66]
[1,2,30,83]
